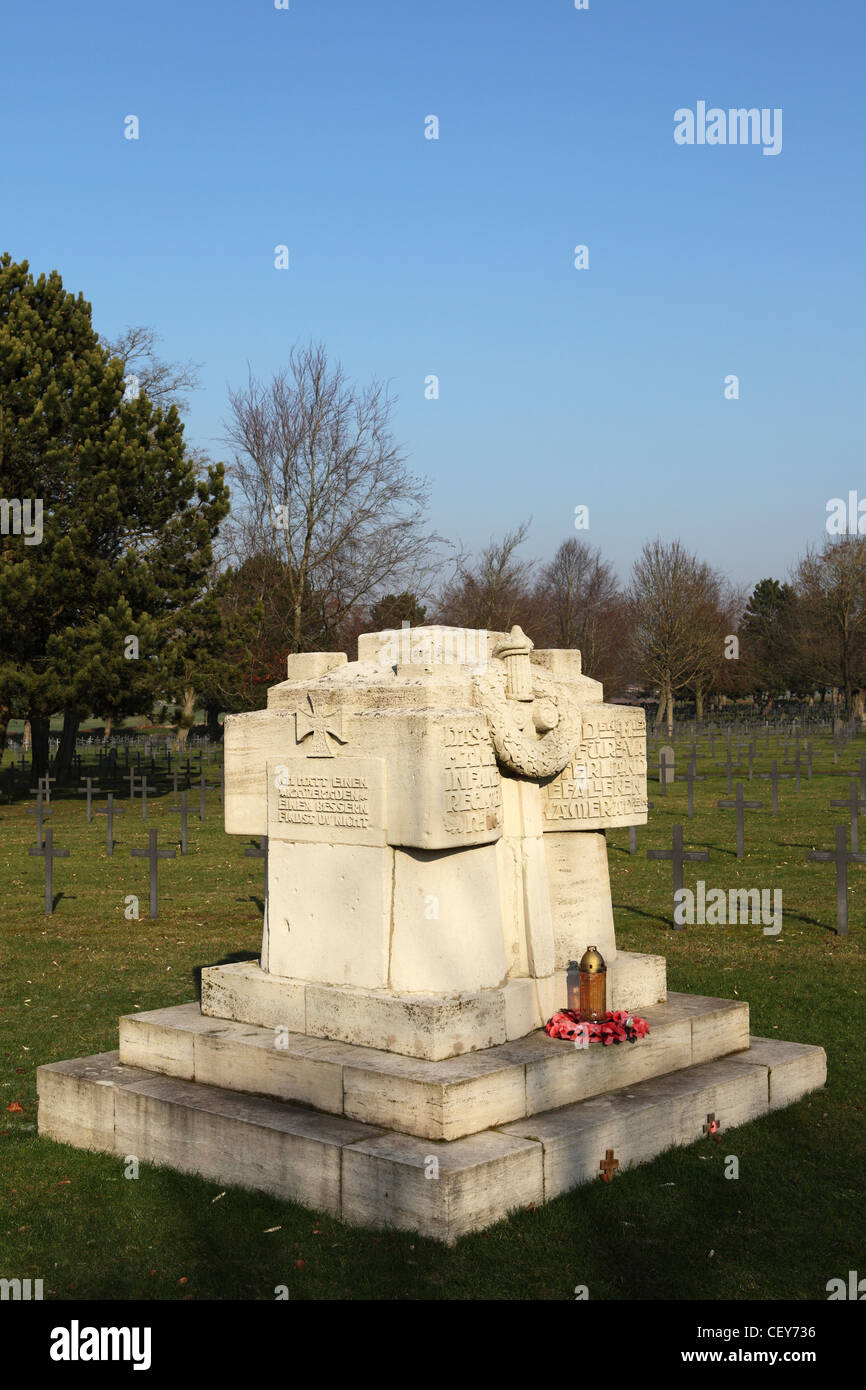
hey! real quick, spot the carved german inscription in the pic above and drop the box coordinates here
[541,710,646,830]
[267,757,386,846]
[442,722,502,836]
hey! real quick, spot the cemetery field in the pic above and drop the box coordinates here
[1,738,864,1301]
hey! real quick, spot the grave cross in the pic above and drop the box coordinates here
[647,824,709,928]
[169,790,190,854]
[716,741,739,795]
[857,756,866,807]
[78,776,100,823]
[131,829,176,918]
[295,696,345,758]
[829,781,866,854]
[806,825,866,937]
[757,760,791,819]
[28,828,69,915]
[139,778,158,821]
[244,835,269,901]
[94,793,125,855]
[599,1149,619,1183]
[703,1112,721,1141]
[716,783,764,860]
[627,801,653,854]
[39,773,57,805]
[684,756,705,819]
[26,788,53,845]
[197,772,211,822]
[127,768,138,804]
[792,746,804,793]
[658,746,675,795]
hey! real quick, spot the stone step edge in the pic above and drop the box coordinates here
[117,992,751,1140]
[36,1037,825,1242]
[198,951,668,1061]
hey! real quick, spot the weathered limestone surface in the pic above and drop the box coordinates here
[199,950,668,1061]
[36,626,827,1239]
[221,624,647,1055]
[341,1130,544,1244]
[38,1035,826,1242]
[118,991,749,1142]
[726,1035,828,1109]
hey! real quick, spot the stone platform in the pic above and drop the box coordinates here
[116,991,748,1141]
[198,950,668,1061]
[37,1000,825,1243]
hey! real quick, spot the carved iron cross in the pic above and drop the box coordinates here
[295,695,345,758]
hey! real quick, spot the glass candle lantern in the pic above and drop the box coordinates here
[576,945,606,1021]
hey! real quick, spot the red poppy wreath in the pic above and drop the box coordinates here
[544,1010,650,1045]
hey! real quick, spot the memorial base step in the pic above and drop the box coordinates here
[116,991,750,1141]
[199,950,668,1061]
[37,1036,825,1244]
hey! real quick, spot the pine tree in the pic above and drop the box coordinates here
[0,255,229,778]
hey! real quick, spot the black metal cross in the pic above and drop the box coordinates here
[139,778,158,821]
[26,788,53,845]
[829,781,866,854]
[28,828,69,915]
[757,759,791,819]
[78,776,100,823]
[38,773,57,805]
[197,771,211,822]
[647,824,710,928]
[716,783,764,860]
[94,793,125,855]
[169,790,190,854]
[244,835,269,901]
[131,829,176,918]
[807,825,866,937]
[685,756,705,819]
[658,746,675,794]
[716,741,740,794]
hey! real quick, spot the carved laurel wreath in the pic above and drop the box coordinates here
[472,667,582,779]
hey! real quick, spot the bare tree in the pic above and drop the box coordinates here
[794,536,866,714]
[437,521,536,632]
[101,325,202,414]
[224,343,442,654]
[626,539,732,733]
[533,538,620,678]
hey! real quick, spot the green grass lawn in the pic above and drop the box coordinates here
[1,736,864,1300]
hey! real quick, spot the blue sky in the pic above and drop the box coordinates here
[3,0,864,592]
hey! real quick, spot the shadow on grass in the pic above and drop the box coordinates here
[612,902,671,928]
[190,950,260,999]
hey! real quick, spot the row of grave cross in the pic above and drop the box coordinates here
[27,825,269,919]
[644,820,863,936]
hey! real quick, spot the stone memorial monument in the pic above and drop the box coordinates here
[38,625,826,1242]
